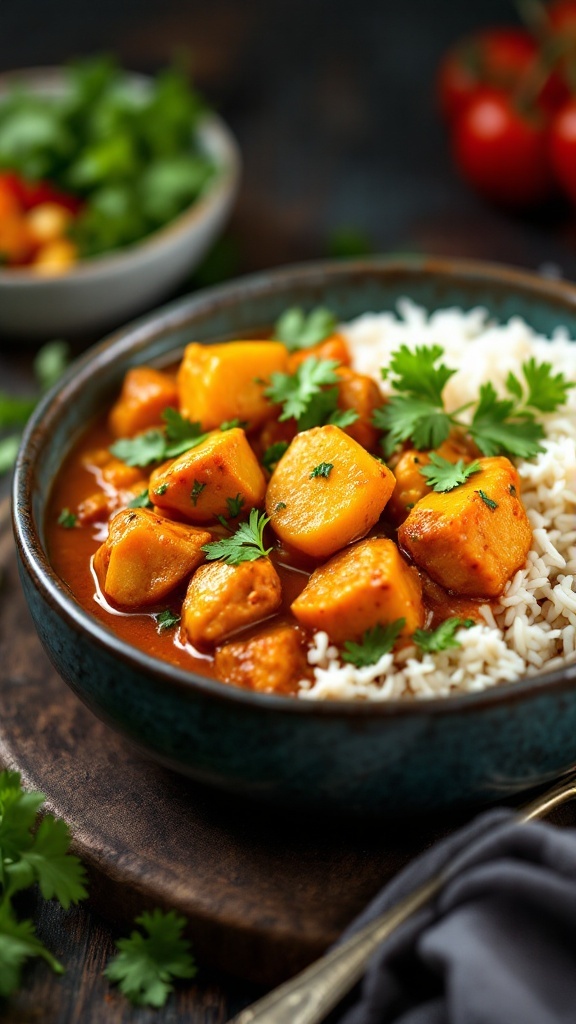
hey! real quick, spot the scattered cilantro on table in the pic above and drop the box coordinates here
[0,770,88,997]
[419,454,482,492]
[0,341,70,475]
[372,343,573,459]
[413,618,475,654]
[105,909,196,1007]
[274,307,337,352]
[341,620,406,667]
[202,509,272,564]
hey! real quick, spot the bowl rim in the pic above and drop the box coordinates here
[0,66,241,285]
[12,254,576,719]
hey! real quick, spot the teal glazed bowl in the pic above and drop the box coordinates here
[12,257,576,815]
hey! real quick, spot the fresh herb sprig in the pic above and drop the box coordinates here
[0,770,88,997]
[419,455,482,493]
[274,307,337,352]
[202,509,272,565]
[373,344,573,459]
[264,357,359,432]
[110,408,208,467]
[413,618,475,653]
[105,910,196,1007]
[0,341,69,474]
[342,620,405,667]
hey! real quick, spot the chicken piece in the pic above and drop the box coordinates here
[77,491,115,526]
[93,508,211,609]
[287,333,351,371]
[335,366,383,451]
[100,457,147,491]
[214,625,310,694]
[181,559,282,648]
[291,537,424,643]
[109,367,179,439]
[398,456,532,598]
[178,341,289,430]
[149,428,266,524]
[388,437,477,523]
[266,425,395,559]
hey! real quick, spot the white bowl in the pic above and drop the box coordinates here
[0,68,241,339]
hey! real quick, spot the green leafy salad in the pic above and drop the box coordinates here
[0,55,216,260]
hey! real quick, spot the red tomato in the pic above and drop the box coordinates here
[19,179,83,215]
[452,89,554,207]
[549,98,576,204]
[438,28,538,122]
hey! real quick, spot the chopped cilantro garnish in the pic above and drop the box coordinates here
[274,502,287,512]
[341,620,405,667]
[154,610,181,633]
[262,441,290,472]
[274,307,337,352]
[190,480,206,506]
[419,455,482,492]
[202,509,272,565]
[220,418,246,431]
[57,508,77,528]
[128,489,153,509]
[310,462,334,479]
[155,483,168,496]
[264,357,359,432]
[226,494,245,517]
[413,617,475,653]
[477,489,498,510]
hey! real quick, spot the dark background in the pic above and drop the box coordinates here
[2,0,575,281]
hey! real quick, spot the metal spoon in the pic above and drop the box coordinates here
[230,773,576,1024]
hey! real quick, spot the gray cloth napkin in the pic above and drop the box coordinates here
[337,808,576,1024]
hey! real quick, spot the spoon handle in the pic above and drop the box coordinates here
[229,773,576,1024]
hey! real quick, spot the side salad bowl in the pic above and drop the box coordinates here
[0,67,240,339]
[12,256,576,816]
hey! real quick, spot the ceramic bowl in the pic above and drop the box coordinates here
[0,68,240,339]
[12,257,576,815]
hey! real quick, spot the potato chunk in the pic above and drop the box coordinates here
[109,367,179,438]
[336,366,383,451]
[266,425,395,558]
[214,625,310,694]
[181,559,282,648]
[149,428,266,523]
[398,456,532,598]
[93,508,210,609]
[178,341,289,430]
[388,437,476,523]
[291,537,424,643]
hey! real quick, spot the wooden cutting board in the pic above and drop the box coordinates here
[0,498,489,986]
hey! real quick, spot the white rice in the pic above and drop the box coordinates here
[298,300,576,701]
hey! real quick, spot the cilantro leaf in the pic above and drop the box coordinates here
[0,436,22,473]
[190,480,206,507]
[384,345,457,404]
[262,441,289,472]
[162,408,208,457]
[105,909,196,1007]
[419,455,482,492]
[521,357,574,413]
[274,307,337,352]
[33,340,70,392]
[202,509,272,564]
[477,489,498,510]
[57,508,78,528]
[226,493,245,517]
[128,489,153,509]
[413,617,475,653]
[265,358,341,424]
[468,383,545,458]
[220,418,246,431]
[18,816,88,909]
[310,462,333,478]
[110,429,167,467]
[341,620,405,667]
[0,395,37,429]
[0,906,63,998]
[328,407,360,429]
[373,396,453,456]
[154,610,181,633]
